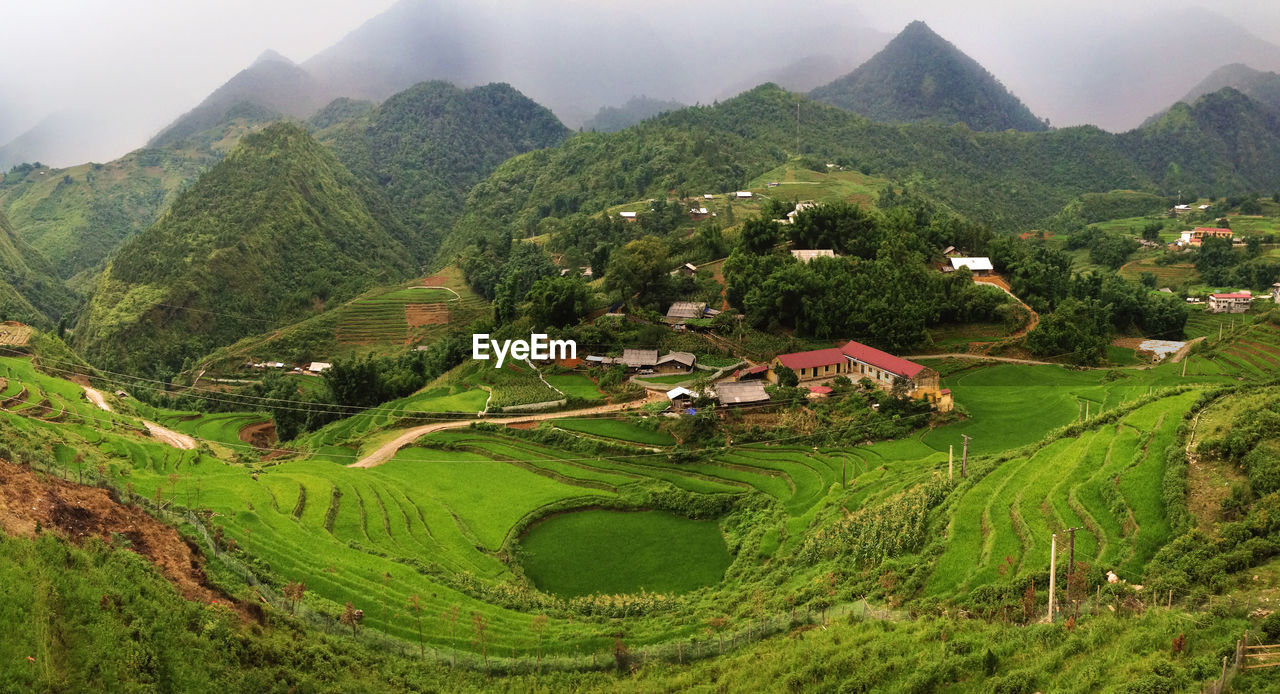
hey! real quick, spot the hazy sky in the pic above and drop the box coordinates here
[6,0,1280,163]
[0,1,397,137]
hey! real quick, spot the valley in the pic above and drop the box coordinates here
[5,6,1280,692]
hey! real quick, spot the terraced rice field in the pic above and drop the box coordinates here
[553,418,675,445]
[335,287,482,346]
[927,391,1197,595]
[1184,320,1280,379]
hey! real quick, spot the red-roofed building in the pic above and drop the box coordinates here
[768,348,847,383]
[1208,292,1252,314]
[735,364,768,380]
[840,340,926,381]
[765,341,953,411]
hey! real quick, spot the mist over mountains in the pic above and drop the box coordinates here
[7,1,1280,169]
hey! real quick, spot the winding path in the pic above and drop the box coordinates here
[81,385,196,450]
[348,397,655,469]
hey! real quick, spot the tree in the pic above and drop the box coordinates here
[283,580,305,615]
[774,365,799,387]
[526,275,590,329]
[1025,297,1111,365]
[407,594,425,658]
[530,614,548,670]
[492,243,557,325]
[1141,222,1163,242]
[1195,236,1236,286]
[604,235,669,309]
[340,602,363,636]
[471,611,489,668]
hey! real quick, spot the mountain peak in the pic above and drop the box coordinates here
[809,20,1047,132]
[252,49,294,67]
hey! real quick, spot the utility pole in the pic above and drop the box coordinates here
[1066,526,1083,621]
[1085,401,1090,420]
[1182,356,1188,378]
[948,445,954,481]
[961,435,971,478]
[1047,533,1057,622]
[796,101,801,154]
[842,453,847,488]
[1078,400,1083,421]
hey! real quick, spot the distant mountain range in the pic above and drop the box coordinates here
[1142,63,1280,127]
[582,97,687,133]
[810,21,1047,132]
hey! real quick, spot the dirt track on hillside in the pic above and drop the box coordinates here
[348,397,657,468]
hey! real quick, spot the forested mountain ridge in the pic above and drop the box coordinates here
[317,81,569,261]
[1123,87,1280,194]
[454,83,1280,247]
[76,123,414,376]
[810,21,1048,132]
[148,51,327,149]
[1142,63,1280,127]
[0,209,75,326]
[0,147,220,285]
[582,96,687,133]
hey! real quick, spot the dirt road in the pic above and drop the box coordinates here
[348,397,655,469]
[81,385,196,450]
[82,385,111,412]
[143,421,197,450]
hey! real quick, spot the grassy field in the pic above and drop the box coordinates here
[545,373,605,400]
[520,510,731,597]
[554,418,675,445]
[5,334,1279,668]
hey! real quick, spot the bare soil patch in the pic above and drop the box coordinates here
[405,303,450,328]
[420,275,448,287]
[238,420,277,449]
[0,459,227,606]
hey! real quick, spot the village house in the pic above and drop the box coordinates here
[735,364,768,380]
[714,381,770,407]
[672,262,698,277]
[735,191,753,199]
[782,200,817,224]
[1208,292,1253,314]
[1178,227,1233,247]
[619,211,637,222]
[664,301,709,324]
[655,351,696,374]
[1272,282,1280,303]
[791,249,836,263]
[619,349,659,371]
[666,387,695,409]
[308,362,333,373]
[947,257,994,276]
[689,207,711,221]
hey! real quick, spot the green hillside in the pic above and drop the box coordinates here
[318,81,569,260]
[455,84,1280,244]
[810,21,1048,132]
[76,123,414,376]
[0,209,75,326]
[0,147,219,283]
